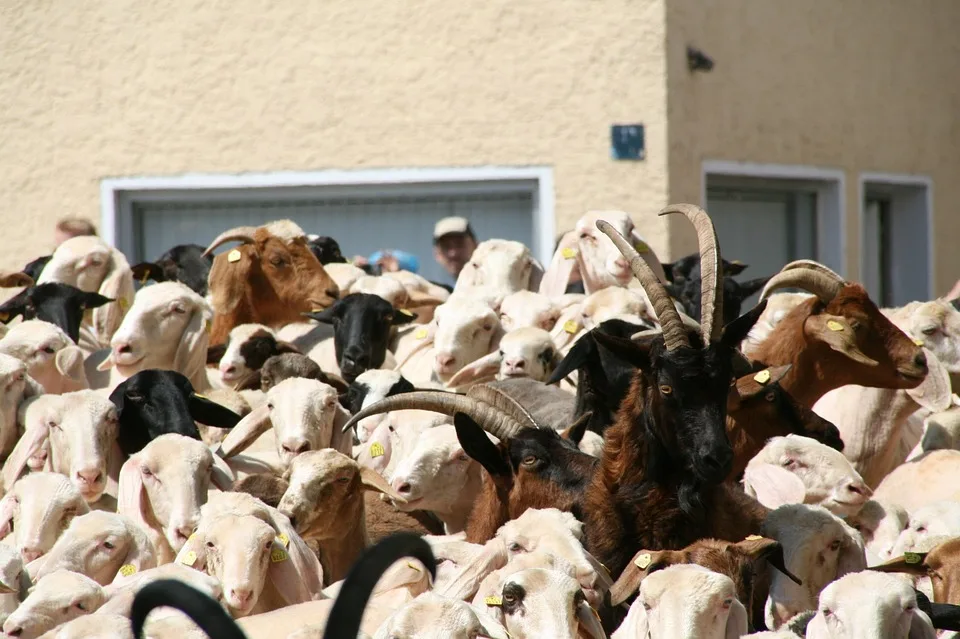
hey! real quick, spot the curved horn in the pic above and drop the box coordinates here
[780,259,845,283]
[760,269,844,304]
[466,385,540,430]
[202,226,259,258]
[659,203,723,344]
[596,220,689,351]
[341,391,529,440]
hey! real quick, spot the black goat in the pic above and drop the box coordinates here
[130,533,436,639]
[667,274,772,326]
[662,253,749,283]
[305,293,417,383]
[581,206,770,578]
[130,244,213,296]
[0,283,112,343]
[109,370,241,456]
[307,235,348,265]
[21,255,52,282]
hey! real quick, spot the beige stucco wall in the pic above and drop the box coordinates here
[665,0,960,295]
[0,0,671,272]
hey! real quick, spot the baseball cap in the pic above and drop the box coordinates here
[433,216,475,243]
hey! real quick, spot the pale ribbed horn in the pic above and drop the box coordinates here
[780,259,844,283]
[340,391,528,440]
[597,220,689,351]
[659,204,723,344]
[760,269,843,304]
[467,385,540,430]
[202,226,259,258]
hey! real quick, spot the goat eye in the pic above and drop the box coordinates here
[659,385,673,395]
[337,476,350,483]
[765,392,776,402]
[521,455,537,466]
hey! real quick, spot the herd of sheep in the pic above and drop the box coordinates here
[0,206,958,638]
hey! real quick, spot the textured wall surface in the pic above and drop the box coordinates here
[0,0,670,271]
[665,0,960,293]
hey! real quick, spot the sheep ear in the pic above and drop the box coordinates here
[909,609,938,639]
[209,455,235,491]
[116,457,150,539]
[55,346,87,384]
[268,516,323,603]
[560,412,591,445]
[2,421,50,490]
[527,258,545,293]
[0,494,17,538]
[112,519,157,583]
[609,549,673,606]
[805,314,880,367]
[629,229,667,282]
[329,405,354,457]
[94,250,135,347]
[446,352,501,390]
[188,394,242,429]
[737,537,802,585]
[538,231,578,297]
[174,309,211,390]
[836,523,867,578]
[175,533,208,574]
[358,466,406,503]
[217,404,271,458]
[724,598,749,639]
[741,462,806,509]
[907,347,952,412]
[435,537,509,601]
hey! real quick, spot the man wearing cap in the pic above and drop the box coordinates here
[433,216,477,286]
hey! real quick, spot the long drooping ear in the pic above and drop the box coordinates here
[742,462,806,509]
[116,456,165,561]
[268,511,324,603]
[112,520,158,583]
[446,352,502,390]
[591,331,652,371]
[55,346,87,385]
[909,609,938,639]
[392,321,437,370]
[720,299,768,348]
[188,394,242,429]
[734,276,773,301]
[302,305,339,324]
[538,232,579,298]
[907,347,951,412]
[174,533,208,574]
[390,308,418,326]
[453,413,510,478]
[2,421,50,489]
[210,456,235,491]
[94,249,135,347]
[725,598,749,639]
[609,549,675,606]
[576,600,606,639]
[0,494,17,538]
[435,537,509,601]
[207,248,253,314]
[0,290,30,323]
[359,466,407,503]
[804,314,879,367]
[174,307,212,390]
[836,524,867,578]
[217,404,271,458]
[205,343,227,365]
[737,537,803,585]
[330,405,354,457]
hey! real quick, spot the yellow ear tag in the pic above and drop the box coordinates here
[227,249,242,263]
[278,533,290,548]
[194,393,208,400]
[118,298,129,312]
[119,564,137,577]
[370,442,385,458]
[753,369,771,385]
[181,551,198,567]
[399,309,414,317]
[905,552,923,565]
[407,562,421,572]
[484,596,503,606]
[913,339,925,347]
[826,320,844,332]
[634,553,652,569]
[139,272,149,285]
[634,241,649,253]
[414,328,428,340]
[561,247,578,259]
[745,534,763,541]
[205,319,212,335]
[563,320,579,334]
[271,547,289,563]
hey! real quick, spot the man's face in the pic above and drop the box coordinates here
[433,233,476,278]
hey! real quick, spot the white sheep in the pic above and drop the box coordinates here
[216,323,276,384]
[742,434,871,516]
[0,353,43,460]
[446,327,561,389]
[845,499,910,564]
[872,449,960,511]
[0,321,88,394]
[804,570,936,638]
[373,591,509,639]
[0,545,23,627]
[550,286,654,354]
[498,290,559,332]
[34,613,133,639]
[117,433,235,564]
[888,500,960,558]
[454,239,543,295]
[2,570,105,639]
[0,472,90,563]
[90,281,214,392]
[760,503,867,629]
[612,564,747,639]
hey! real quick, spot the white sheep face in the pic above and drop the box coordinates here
[1,570,105,639]
[456,240,537,294]
[0,321,85,394]
[0,353,29,455]
[845,499,909,562]
[806,571,931,638]
[3,472,88,563]
[266,378,340,469]
[887,300,960,373]
[431,299,500,381]
[889,500,960,557]
[496,327,557,381]
[45,391,118,503]
[195,513,276,617]
[499,291,558,332]
[374,592,508,639]
[218,323,274,383]
[37,236,113,294]
[489,568,593,639]
[389,425,477,514]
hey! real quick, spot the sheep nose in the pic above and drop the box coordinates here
[435,354,456,371]
[19,547,42,562]
[847,481,872,498]
[220,364,236,375]
[504,358,526,371]
[174,525,196,541]
[115,343,133,355]
[5,625,22,637]
[282,440,311,455]
[75,468,103,485]
[230,588,254,607]
[391,479,412,495]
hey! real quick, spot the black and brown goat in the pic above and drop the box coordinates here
[579,205,770,577]
[131,243,213,296]
[751,260,928,407]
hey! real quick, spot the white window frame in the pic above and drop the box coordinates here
[857,172,934,301]
[700,160,846,276]
[100,166,556,264]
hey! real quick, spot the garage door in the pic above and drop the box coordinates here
[132,190,535,284]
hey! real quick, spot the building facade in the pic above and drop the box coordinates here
[2,0,957,301]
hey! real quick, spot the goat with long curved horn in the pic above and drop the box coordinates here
[597,220,690,351]
[202,226,259,258]
[760,265,844,304]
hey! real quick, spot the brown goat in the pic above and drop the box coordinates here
[751,262,927,407]
[204,220,339,345]
[873,536,960,604]
[610,537,801,631]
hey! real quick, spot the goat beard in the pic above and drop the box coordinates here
[677,480,707,524]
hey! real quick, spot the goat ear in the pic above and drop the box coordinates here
[721,299,768,348]
[907,347,951,412]
[81,292,114,311]
[174,308,212,389]
[391,309,418,326]
[453,413,511,478]
[538,231,578,297]
[868,553,929,577]
[208,249,251,314]
[205,343,227,365]
[734,276,772,300]
[0,272,34,288]
[804,314,879,367]
[446,352,501,390]
[303,306,338,324]
[55,346,87,384]
[724,260,749,277]
[609,549,674,606]
[0,494,17,538]
[724,598,749,639]
[560,411,591,445]
[591,331,651,371]
[733,364,793,402]
[358,466,406,503]
[209,455,235,491]
[94,249,135,347]
[737,537,803,585]
[0,290,29,323]
[217,404,271,458]
[130,262,165,285]
[741,462,805,509]
[546,332,594,386]
[188,393,242,429]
